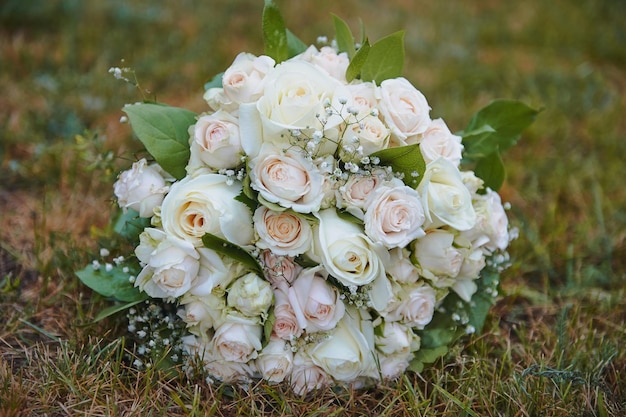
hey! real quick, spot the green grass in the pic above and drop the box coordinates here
[1,0,625,415]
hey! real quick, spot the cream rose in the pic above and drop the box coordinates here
[298,45,350,83]
[345,81,379,115]
[249,144,325,213]
[187,110,243,172]
[312,208,387,287]
[288,267,345,333]
[378,77,431,145]
[160,173,253,246]
[256,60,342,137]
[254,206,312,256]
[411,229,463,281]
[226,272,273,317]
[222,52,275,104]
[212,318,263,362]
[418,158,476,231]
[256,336,294,383]
[309,316,376,382]
[134,236,200,299]
[363,179,426,248]
[419,118,463,166]
[113,158,169,217]
[344,114,390,156]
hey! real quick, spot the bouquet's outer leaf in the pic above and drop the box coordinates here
[262,0,288,63]
[202,233,264,277]
[113,209,150,242]
[122,103,196,180]
[346,39,370,82]
[371,144,426,188]
[92,299,146,323]
[286,29,307,57]
[76,264,146,302]
[332,14,356,58]
[204,71,224,91]
[360,31,405,84]
[474,151,506,192]
[461,99,539,159]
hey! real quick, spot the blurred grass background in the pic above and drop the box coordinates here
[1,0,625,415]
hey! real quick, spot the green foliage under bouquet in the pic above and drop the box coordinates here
[77,0,537,394]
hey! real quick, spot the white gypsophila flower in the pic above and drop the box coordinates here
[113,158,169,218]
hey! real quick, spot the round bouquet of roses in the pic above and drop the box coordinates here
[78,3,536,395]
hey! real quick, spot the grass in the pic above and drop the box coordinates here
[1,0,625,415]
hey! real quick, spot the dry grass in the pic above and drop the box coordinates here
[1,0,625,415]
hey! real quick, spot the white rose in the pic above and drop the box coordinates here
[256,60,342,137]
[363,179,426,248]
[227,272,273,317]
[135,227,166,265]
[312,208,387,287]
[418,158,476,231]
[212,317,263,362]
[249,144,325,213]
[384,282,437,329]
[254,206,312,256]
[345,81,379,115]
[379,352,412,380]
[222,52,275,104]
[182,335,255,383]
[178,291,225,337]
[187,110,243,173]
[464,189,510,252]
[160,173,253,246]
[260,250,302,288]
[309,316,376,382]
[189,248,234,297]
[419,118,463,166]
[290,350,332,395]
[113,158,169,217]
[256,336,294,383]
[298,45,350,83]
[272,286,303,340]
[411,229,463,281]
[461,171,484,195]
[344,114,390,156]
[203,87,238,113]
[378,77,431,145]
[288,267,345,333]
[134,236,200,299]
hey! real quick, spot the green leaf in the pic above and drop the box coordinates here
[474,151,506,191]
[360,31,405,84]
[337,209,364,226]
[204,72,223,91]
[202,233,264,276]
[345,39,370,82]
[408,345,450,372]
[286,29,307,58]
[332,14,356,58]
[263,307,275,347]
[461,99,539,159]
[371,144,426,188]
[113,209,151,242]
[122,103,196,180]
[76,264,146,302]
[92,299,146,323]
[467,268,500,333]
[262,0,288,63]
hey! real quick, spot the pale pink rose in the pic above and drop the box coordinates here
[260,250,302,287]
[203,87,237,113]
[212,319,262,363]
[188,110,243,171]
[222,52,275,104]
[288,267,345,333]
[378,77,431,145]
[298,45,350,83]
[254,206,312,256]
[256,336,294,383]
[385,283,437,329]
[272,286,303,340]
[344,115,390,155]
[338,172,384,217]
[113,158,169,217]
[290,350,332,395]
[182,335,255,383]
[419,118,463,166]
[363,179,426,248]
[345,81,379,115]
[249,144,325,213]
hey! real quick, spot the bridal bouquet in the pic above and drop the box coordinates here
[77,2,537,394]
